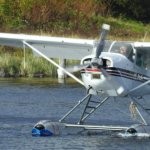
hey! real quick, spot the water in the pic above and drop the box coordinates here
[0,78,150,150]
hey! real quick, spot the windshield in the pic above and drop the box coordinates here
[93,40,114,53]
[102,40,114,52]
[109,41,134,61]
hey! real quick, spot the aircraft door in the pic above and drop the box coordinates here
[132,47,150,94]
[123,44,135,91]
[116,44,135,92]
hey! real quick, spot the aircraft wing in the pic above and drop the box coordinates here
[0,33,95,60]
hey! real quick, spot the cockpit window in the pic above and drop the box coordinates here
[110,41,134,62]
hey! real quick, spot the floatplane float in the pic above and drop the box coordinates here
[1,24,150,136]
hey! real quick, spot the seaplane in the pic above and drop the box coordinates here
[1,24,150,136]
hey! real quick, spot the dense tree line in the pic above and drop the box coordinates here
[0,0,149,36]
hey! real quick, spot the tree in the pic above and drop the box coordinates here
[113,0,150,23]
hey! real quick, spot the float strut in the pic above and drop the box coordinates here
[129,95,150,116]
[129,95,149,125]
[78,96,109,124]
[59,94,91,122]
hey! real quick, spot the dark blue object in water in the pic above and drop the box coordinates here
[32,128,53,136]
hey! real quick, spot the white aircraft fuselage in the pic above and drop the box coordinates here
[81,43,150,97]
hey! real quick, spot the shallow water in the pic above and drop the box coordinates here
[0,78,150,150]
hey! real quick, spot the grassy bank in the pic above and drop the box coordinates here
[9,16,150,42]
[0,50,80,77]
[1,0,150,38]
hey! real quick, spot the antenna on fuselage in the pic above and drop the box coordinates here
[143,32,147,42]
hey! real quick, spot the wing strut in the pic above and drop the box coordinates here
[23,43,26,69]
[129,79,150,93]
[23,41,84,86]
[128,95,150,116]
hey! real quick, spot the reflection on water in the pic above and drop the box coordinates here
[0,77,82,86]
[0,78,150,150]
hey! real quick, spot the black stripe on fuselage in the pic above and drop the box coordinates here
[81,67,150,83]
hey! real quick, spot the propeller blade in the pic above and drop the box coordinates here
[100,68,124,95]
[65,24,110,73]
[65,63,90,72]
[95,24,110,58]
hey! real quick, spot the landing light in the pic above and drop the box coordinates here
[92,73,101,80]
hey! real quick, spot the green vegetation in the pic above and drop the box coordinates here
[0,49,80,77]
[0,0,150,38]
[0,0,150,77]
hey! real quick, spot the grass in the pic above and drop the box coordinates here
[0,51,80,77]
[28,16,150,42]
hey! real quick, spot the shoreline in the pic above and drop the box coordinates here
[0,52,80,78]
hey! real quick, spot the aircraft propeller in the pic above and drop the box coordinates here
[65,24,110,72]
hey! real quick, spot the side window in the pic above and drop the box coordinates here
[136,52,145,68]
[135,49,150,69]
[145,52,150,69]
